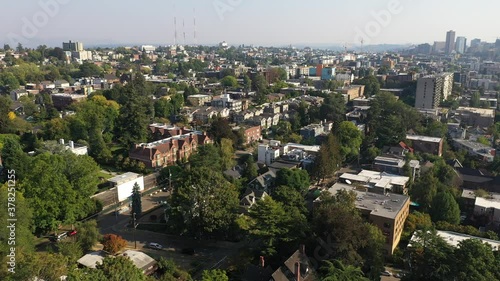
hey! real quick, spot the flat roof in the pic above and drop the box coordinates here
[285,143,320,153]
[108,172,141,185]
[475,197,500,209]
[411,230,500,250]
[406,134,443,143]
[325,183,409,219]
[457,107,495,117]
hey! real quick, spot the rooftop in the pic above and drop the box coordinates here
[77,251,105,269]
[456,107,495,117]
[121,250,157,271]
[410,230,500,250]
[324,183,409,219]
[340,169,410,188]
[406,134,443,143]
[108,172,141,185]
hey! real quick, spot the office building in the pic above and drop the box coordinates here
[455,36,467,54]
[445,30,456,54]
[62,40,84,52]
[470,38,481,48]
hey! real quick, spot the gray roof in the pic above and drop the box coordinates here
[77,251,106,269]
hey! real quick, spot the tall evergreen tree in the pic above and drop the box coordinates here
[131,183,142,217]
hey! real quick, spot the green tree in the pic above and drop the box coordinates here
[275,168,310,195]
[319,93,346,125]
[452,238,500,281]
[354,75,380,97]
[219,138,236,170]
[410,172,438,212]
[319,260,368,281]
[313,134,342,182]
[76,220,101,251]
[156,258,192,281]
[402,211,433,241]
[337,121,363,162]
[241,154,258,181]
[0,72,20,91]
[430,192,460,224]
[470,91,481,107]
[273,185,308,214]
[201,269,229,281]
[189,144,223,171]
[220,75,238,87]
[0,96,14,133]
[131,183,142,217]
[168,167,239,238]
[243,196,292,256]
[57,241,83,265]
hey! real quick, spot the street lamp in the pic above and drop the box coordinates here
[132,213,137,249]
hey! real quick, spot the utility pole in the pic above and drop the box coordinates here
[169,168,172,191]
[133,213,137,249]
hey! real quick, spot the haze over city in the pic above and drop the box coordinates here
[1,0,500,47]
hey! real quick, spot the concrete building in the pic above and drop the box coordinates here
[454,107,495,128]
[339,170,410,195]
[257,140,320,166]
[406,135,444,156]
[339,85,365,101]
[187,94,211,106]
[445,30,456,54]
[410,230,500,251]
[414,73,453,109]
[322,183,410,255]
[108,172,145,202]
[373,156,420,178]
[211,94,242,112]
[299,121,333,140]
[63,40,83,52]
[452,139,495,162]
[455,36,467,54]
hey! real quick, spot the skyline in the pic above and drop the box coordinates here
[1,0,500,48]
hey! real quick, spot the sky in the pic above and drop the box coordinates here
[1,0,499,48]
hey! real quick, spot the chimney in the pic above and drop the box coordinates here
[69,141,74,149]
[259,256,265,268]
[59,139,65,145]
[295,262,301,281]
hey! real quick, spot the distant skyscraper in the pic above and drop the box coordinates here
[415,73,453,109]
[471,38,481,48]
[445,30,456,54]
[62,40,83,52]
[455,37,467,54]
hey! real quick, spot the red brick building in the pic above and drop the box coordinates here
[129,124,212,168]
[244,126,262,144]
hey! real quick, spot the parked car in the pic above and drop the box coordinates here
[148,242,163,250]
[67,229,77,236]
[50,232,68,242]
[381,271,392,276]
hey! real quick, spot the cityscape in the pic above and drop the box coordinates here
[1,1,500,281]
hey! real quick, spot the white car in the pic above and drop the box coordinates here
[148,242,163,250]
[381,271,392,276]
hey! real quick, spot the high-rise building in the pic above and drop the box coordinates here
[455,37,467,54]
[445,30,456,54]
[415,73,453,109]
[433,41,446,53]
[62,40,84,52]
[471,38,481,48]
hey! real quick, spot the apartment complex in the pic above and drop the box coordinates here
[63,40,84,52]
[406,135,444,156]
[414,73,453,109]
[324,183,410,255]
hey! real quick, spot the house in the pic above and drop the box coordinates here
[299,121,333,140]
[129,132,212,169]
[10,89,28,101]
[193,107,230,123]
[51,93,87,110]
[55,80,70,88]
[233,111,255,123]
[239,189,269,214]
[321,183,410,255]
[242,125,262,144]
[257,141,320,166]
[406,135,443,156]
[248,169,276,192]
[271,245,317,281]
[77,251,106,269]
[121,250,157,275]
[461,189,500,227]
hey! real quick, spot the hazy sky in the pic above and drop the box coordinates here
[1,0,499,48]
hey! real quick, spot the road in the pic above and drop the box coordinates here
[96,188,246,276]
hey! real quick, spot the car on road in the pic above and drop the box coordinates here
[181,248,195,255]
[381,271,392,276]
[148,242,163,250]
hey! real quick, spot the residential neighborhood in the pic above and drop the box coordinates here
[1,3,500,281]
